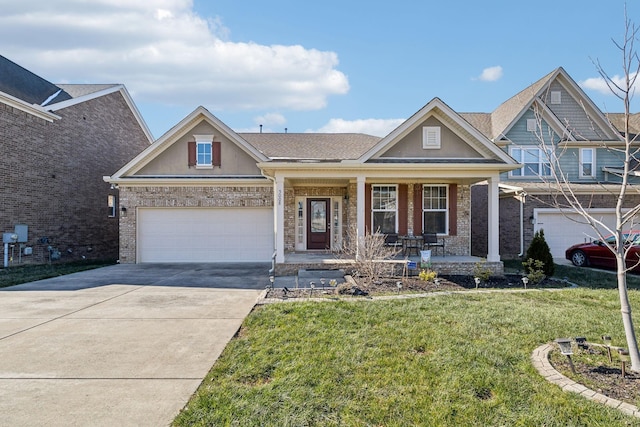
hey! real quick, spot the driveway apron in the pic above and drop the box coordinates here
[0,263,267,426]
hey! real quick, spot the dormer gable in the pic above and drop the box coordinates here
[359,97,515,165]
[110,106,268,179]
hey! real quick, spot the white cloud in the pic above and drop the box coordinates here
[579,74,640,97]
[0,0,349,111]
[254,113,286,126]
[311,118,405,137]
[476,66,503,82]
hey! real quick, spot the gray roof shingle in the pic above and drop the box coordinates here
[239,133,381,160]
[0,55,72,105]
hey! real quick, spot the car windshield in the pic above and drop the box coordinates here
[599,233,640,245]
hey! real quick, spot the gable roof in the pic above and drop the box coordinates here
[0,55,72,105]
[358,97,517,165]
[486,67,622,142]
[110,106,269,179]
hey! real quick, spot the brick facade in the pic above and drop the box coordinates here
[471,183,640,259]
[118,185,273,263]
[0,92,149,265]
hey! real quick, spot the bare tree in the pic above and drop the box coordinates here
[532,11,640,370]
[336,226,401,286]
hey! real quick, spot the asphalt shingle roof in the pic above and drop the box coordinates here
[0,55,72,105]
[239,133,381,160]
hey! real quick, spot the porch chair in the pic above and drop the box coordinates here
[422,232,445,257]
[384,233,402,249]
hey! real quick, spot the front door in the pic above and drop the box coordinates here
[307,198,331,249]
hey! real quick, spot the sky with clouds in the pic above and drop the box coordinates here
[1,0,639,138]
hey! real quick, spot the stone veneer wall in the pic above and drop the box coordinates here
[118,185,272,263]
[342,183,471,256]
[284,186,347,251]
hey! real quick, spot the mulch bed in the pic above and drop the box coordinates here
[265,274,562,299]
[550,346,640,407]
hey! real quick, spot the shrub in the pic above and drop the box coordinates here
[522,258,546,284]
[473,259,492,283]
[419,269,438,282]
[525,229,555,277]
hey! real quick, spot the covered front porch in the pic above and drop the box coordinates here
[275,251,503,277]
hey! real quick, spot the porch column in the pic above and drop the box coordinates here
[356,176,366,239]
[274,175,285,263]
[487,175,500,262]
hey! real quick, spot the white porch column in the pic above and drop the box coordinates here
[487,175,500,262]
[356,176,366,239]
[274,175,285,263]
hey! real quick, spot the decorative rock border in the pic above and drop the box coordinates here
[532,343,640,418]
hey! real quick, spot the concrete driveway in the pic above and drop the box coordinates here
[0,263,268,426]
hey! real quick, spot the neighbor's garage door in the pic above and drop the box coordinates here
[534,209,617,259]
[137,208,274,263]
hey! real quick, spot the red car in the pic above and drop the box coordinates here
[565,233,640,272]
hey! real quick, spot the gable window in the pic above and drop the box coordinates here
[580,148,595,178]
[422,126,441,149]
[550,91,562,104]
[510,147,552,177]
[372,185,397,233]
[107,194,116,217]
[195,134,213,168]
[423,185,448,234]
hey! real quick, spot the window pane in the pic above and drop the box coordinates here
[424,212,446,234]
[582,163,592,176]
[373,212,396,234]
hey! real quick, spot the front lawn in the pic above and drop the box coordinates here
[174,287,640,425]
[0,259,116,289]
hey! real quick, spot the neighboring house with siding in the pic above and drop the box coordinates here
[105,98,519,272]
[466,67,640,259]
[0,55,152,265]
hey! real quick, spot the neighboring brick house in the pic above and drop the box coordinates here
[465,67,640,259]
[0,55,152,265]
[105,99,519,271]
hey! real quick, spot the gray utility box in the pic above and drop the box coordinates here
[14,224,28,243]
[3,233,17,244]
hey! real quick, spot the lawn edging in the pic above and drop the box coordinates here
[532,343,640,418]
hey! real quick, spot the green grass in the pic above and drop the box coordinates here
[503,259,640,290]
[174,287,640,426]
[0,259,116,288]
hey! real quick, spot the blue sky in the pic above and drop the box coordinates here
[1,0,639,139]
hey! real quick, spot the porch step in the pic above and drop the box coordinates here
[296,269,346,288]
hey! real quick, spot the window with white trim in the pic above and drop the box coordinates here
[580,148,595,178]
[107,194,116,217]
[423,185,448,234]
[194,134,213,168]
[422,126,441,149]
[510,147,552,177]
[372,185,397,234]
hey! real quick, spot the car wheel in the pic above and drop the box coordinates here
[571,250,588,267]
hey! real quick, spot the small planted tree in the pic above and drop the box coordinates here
[524,229,555,277]
[337,226,400,286]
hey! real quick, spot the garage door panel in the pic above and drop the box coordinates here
[534,210,616,259]
[138,208,274,263]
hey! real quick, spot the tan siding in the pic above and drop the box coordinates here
[379,116,483,158]
[136,120,261,176]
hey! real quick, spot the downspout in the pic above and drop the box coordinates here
[518,191,527,257]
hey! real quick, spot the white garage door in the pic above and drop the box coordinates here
[534,209,617,259]
[137,208,274,263]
